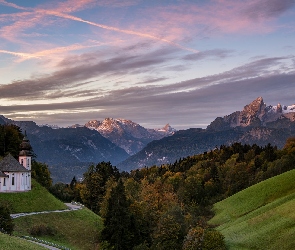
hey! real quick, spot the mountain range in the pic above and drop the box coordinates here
[1,97,295,181]
[117,97,295,170]
[84,118,175,155]
[0,115,174,182]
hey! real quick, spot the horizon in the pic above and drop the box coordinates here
[0,0,295,129]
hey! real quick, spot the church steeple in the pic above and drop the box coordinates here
[19,131,33,170]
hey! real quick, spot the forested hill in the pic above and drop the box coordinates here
[118,126,294,171]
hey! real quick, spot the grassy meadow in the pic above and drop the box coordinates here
[209,169,295,250]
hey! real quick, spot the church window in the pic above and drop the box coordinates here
[27,159,30,167]
[12,175,15,186]
[3,178,6,186]
[21,159,24,165]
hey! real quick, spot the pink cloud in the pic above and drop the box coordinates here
[132,0,294,40]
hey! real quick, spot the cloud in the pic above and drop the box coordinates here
[183,49,234,61]
[0,46,177,99]
[1,56,294,128]
[242,0,295,20]
[139,0,295,38]
[0,0,28,10]
[138,77,168,85]
[0,49,40,59]
[40,10,199,53]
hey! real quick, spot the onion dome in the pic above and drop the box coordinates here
[19,131,33,156]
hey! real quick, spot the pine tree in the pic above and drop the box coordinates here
[100,179,136,250]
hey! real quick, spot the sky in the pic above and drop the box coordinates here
[0,0,295,130]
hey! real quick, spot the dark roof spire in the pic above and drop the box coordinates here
[19,132,33,156]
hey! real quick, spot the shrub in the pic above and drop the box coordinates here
[0,201,14,235]
[29,224,56,236]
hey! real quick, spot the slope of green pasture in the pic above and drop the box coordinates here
[209,169,295,250]
[0,179,67,213]
[0,233,46,250]
[13,208,103,250]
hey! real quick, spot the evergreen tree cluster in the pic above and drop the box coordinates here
[0,124,23,159]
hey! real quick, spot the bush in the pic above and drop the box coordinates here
[0,201,14,235]
[29,224,56,236]
[183,227,226,250]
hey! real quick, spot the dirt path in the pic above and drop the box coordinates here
[11,203,82,219]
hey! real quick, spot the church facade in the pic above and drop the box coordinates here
[0,134,32,192]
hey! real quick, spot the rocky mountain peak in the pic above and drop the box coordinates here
[85,120,101,129]
[277,103,282,113]
[207,97,295,131]
[157,124,176,134]
[84,118,176,155]
[242,96,265,117]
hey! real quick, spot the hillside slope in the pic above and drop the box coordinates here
[0,179,67,213]
[209,169,295,250]
[0,179,103,250]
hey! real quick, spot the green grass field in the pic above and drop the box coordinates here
[0,179,67,213]
[0,233,46,250]
[209,169,295,250]
[0,179,103,250]
[13,208,103,250]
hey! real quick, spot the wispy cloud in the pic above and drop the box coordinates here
[0,46,177,99]
[183,49,234,61]
[0,49,40,59]
[0,0,28,10]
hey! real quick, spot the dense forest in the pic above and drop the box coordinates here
[50,136,295,249]
[2,124,295,249]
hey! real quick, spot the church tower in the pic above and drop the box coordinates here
[19,132,33,170]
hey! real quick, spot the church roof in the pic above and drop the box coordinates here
[0,154,29,172]
[0,171,8,177]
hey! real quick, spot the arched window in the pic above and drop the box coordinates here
[12,174,15,186]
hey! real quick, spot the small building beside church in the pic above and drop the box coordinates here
[0,134,32,192]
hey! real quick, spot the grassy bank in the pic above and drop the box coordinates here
[0,179,67,213]
[0,233,46,250]
[209,169,295,249]
[13,208,103,250]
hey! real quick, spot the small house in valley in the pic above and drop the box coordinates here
[0,134,32,192]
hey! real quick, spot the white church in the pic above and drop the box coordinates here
[0,134,32,192]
